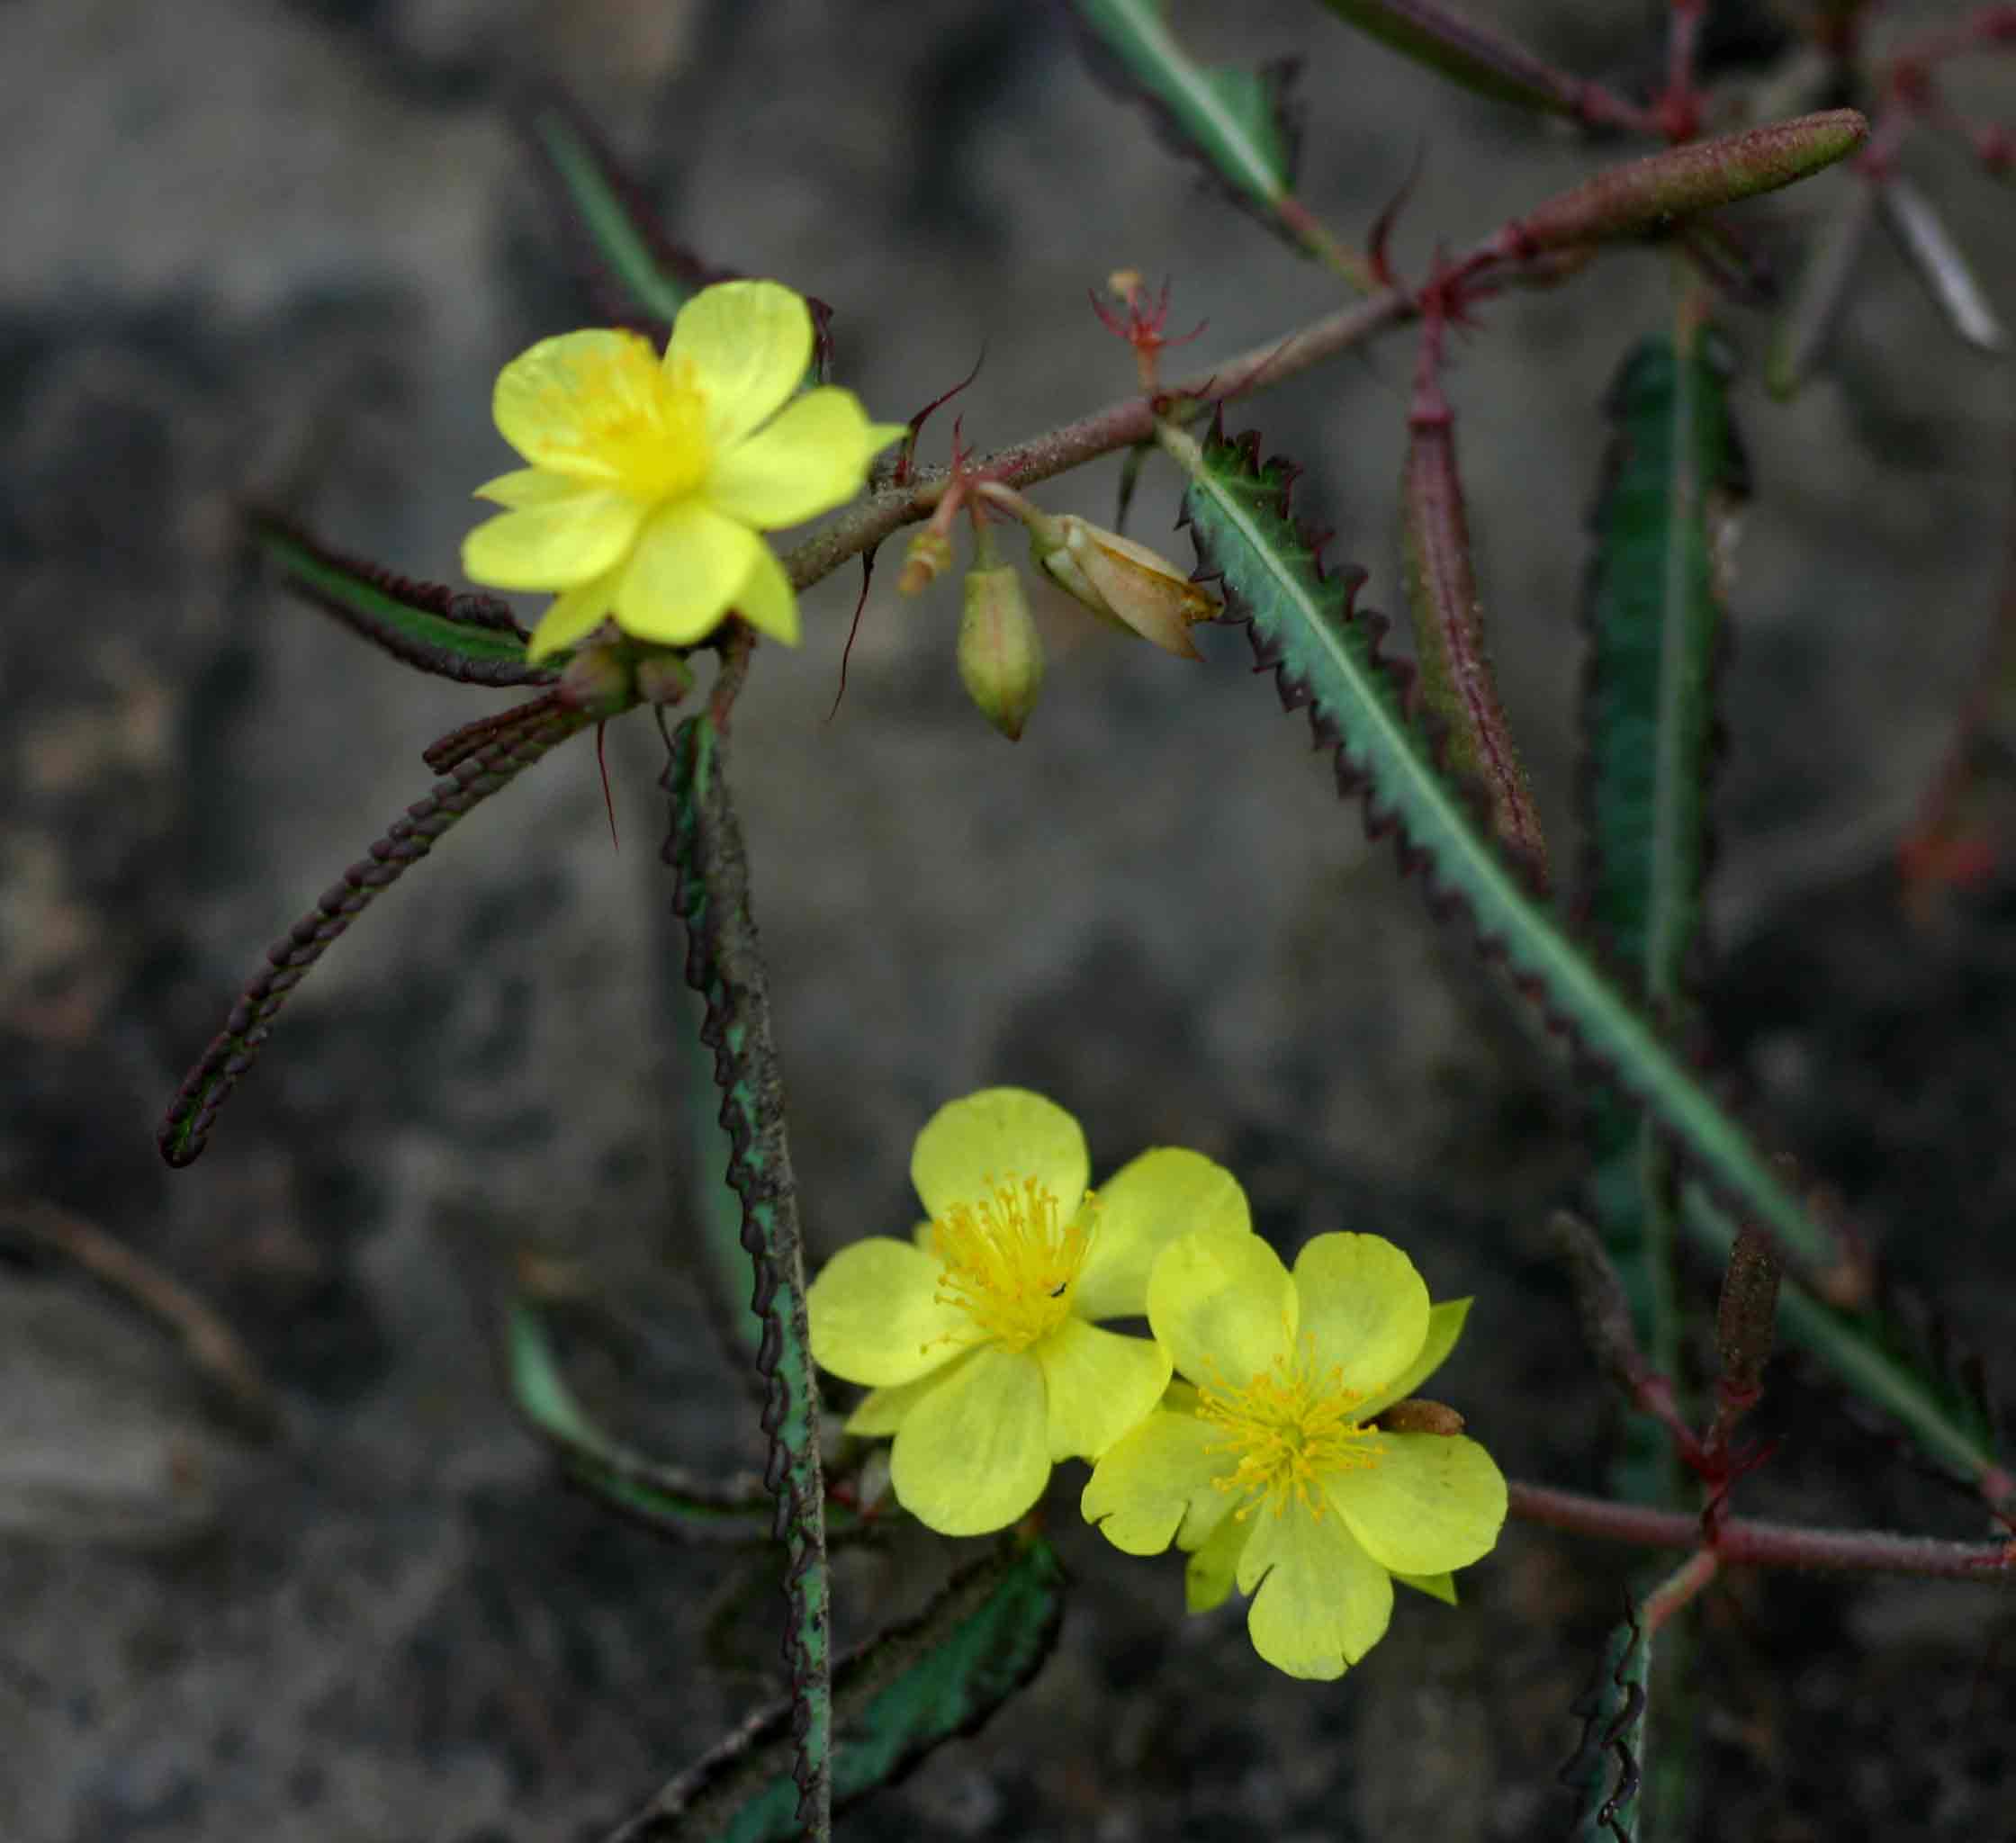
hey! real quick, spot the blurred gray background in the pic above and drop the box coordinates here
[4,2,2014,1838]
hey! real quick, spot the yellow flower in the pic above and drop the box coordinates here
[807,1089,1250,1537]
[463,280,904,660]
[1082,1229,1506,1680]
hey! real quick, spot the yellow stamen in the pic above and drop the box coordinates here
[1196,1333,1384,1521]
[534,337,711,499]
[925,1175,1096,1354]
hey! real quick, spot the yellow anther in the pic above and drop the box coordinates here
[925,1176,1097,1353]
[1196,1333,1384,1520]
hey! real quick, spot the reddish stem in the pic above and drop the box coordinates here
[1508,1479,2016,1580]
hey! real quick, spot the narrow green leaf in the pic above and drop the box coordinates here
[1071,0,1370,285]
[158,697,594,1167]
[1579,326,1748,1503]
[662,715,832,1837]
[1159,416,1849,1283]
[505,1301,868,1542]
[1560,1603,1651,1841]
[1314,0,1597,118]
[253,513,557,687]
[675,986,766,1377]
[523,94,836,388]
[1074,0,1295,209]
[605,1534,1066,1843]
[526,94,725,329]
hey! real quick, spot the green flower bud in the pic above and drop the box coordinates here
[958,563,1043,741]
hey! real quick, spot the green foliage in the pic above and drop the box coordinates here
[1070,0,1366,280]
[251,513,555,685]
[663,713,834,1836]
[526,95,723,329]
[1072,0,1298,213]
[606,1535,1066,1842]
[158,695,593,1166]
[505,1301,865,1542]
[1313,0,1590,118]
[1580,327,1747,1504]
[1561,1605,1652,1841]
[1163,416,1845,1281]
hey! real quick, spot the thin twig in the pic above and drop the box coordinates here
[1509,1479,2014,1580]
[0,1200,279,1439]
[779,286,1416,595]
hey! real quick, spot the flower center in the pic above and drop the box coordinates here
[1196,1335,1384,1520]
[927,1175,1095,1354]
[534,337,712,501]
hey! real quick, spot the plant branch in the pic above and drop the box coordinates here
[781,286,1415,593]
[1508,1479,2015,1580]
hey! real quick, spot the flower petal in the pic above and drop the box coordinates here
[670,279,812,452]
[525,567,622,661]
[1148,1229,1296,1393]
[1033,1317,1171,1462]
[493,329,657,477]
[889,1345,1049,1535]
[1071,1147,1250,1323]
[726,531,801,644]
[1291,1233,1432,1398]
[1080,1407,1237,1554]
[1357,1299,1472,1422]
[462,491,647,591]
[1331,1432,1508,1575]
[845,1350,976,1436]
[807,1237,968,1387]
[1185,1508,1247,1613]
[911,1089,1089,1227]
[1238,1501,1394,1680]
[1393,1569,1458,1605]
[613,500,762,645]
[708,388,901,528]
[473,467,580,508]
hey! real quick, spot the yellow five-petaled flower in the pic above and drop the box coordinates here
[1083,1228,1507,1680]
[463,279,904,660]
[806,1089,1249,1537]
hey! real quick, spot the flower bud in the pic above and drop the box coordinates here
[958,563,1043,741]
[899,526,954,596]
[1027,513,1214,660]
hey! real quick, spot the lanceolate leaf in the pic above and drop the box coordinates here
[1314,0,1597,119]
[505,1301,865,1542]
[604,1534,1066,1843]
[662,715,832,1837]
[525,92,731,331]
[1071,0,1367,283]
[524,94,833,380]
[1072,0,1297,213]
[1579,327,1748,1503]
[1158,416,1850,1285]
[252,513,557,687]
[1560,1602,1651,1841]
[158,697,593,1167]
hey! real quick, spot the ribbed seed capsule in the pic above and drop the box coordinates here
[958,563,1043,741]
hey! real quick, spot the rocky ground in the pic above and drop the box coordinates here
[3,2,2014,1839]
